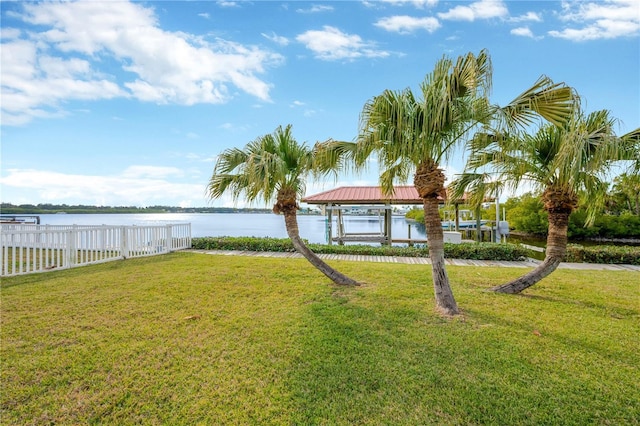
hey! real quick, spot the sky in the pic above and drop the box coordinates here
[1,0,639,208]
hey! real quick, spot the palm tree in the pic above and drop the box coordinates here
[459,109,627,294]
[322,50,576,315]
[207,124,359,286]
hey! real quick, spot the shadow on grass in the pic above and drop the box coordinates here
[285,283,640,425]
[463,301,639,367]
[518,293,639,318]
[286,291,433,424]
[284,289,524,425]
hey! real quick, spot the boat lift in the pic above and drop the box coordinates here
[324,205,392,245]
[0,215,40,224]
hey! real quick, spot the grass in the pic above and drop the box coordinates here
[2,252,639,425]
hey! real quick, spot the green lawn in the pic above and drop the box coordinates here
[2,252,639,425]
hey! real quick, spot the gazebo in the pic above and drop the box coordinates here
[302,186,469,245]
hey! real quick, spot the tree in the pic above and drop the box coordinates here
[612,173,640,215]
[504,193,548,235]
[460,109,627,294]
[321,50,575,315]
[208,124,359,286]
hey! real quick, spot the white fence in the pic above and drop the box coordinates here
[1,223,191,277]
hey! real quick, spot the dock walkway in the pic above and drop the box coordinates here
[190,250,640,272]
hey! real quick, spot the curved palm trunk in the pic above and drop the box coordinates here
[282,209,359,286]
[492,211,570,294]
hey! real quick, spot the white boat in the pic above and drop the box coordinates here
[441,219,488,229]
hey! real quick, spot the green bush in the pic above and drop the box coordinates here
[444,242,530,261]
[404,208,424,222]
[505,194,548,235]
[192,236,298,252]
[564,244,640,265]
[192,237,529,261]
[569,211,640,239]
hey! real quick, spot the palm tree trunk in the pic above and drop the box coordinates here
[423,197,459,315]
[492,211,570,294]
[283,210,359,286]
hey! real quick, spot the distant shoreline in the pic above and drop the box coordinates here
[1,204,271,215]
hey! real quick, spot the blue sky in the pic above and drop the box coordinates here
[1,0,638,208]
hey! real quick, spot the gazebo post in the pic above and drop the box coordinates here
[454,203,460,232]
[337,207,344,245]
[475,206,482,242]
[385,204,392,245]
[327,203,333,245]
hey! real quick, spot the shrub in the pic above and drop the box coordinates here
[404,208,424,222]
[564,244,640,265]
[505,194,548,235]
[191,237,529,261]
[192,236,298,252]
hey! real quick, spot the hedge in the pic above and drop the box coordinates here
[564,244,640,265]
[191,237,529,261]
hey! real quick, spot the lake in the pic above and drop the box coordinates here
[32,213,425,245]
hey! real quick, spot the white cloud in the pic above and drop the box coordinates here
[262,31,290,46]
[1,37,125,125]
[218,122,249,133]
[511,27,535,38]
[1,27,21,39]
[438,0,509,21]
[296,26,390,61]
[0,168,205,207]
[509,11,542,23]
[198,13,210,19]
[380,0,438,8]
[217,1,239,8]
[289,100,317,116]
[1,1,282,125]
[296,5,334,13]
[121,166,184,179]
[184,153,217,163]
[560,0,638,22]
[549,0,640,41]
[375,15,441,33]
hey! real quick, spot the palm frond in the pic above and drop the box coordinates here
[312,140,358,177]
[379,161,412,196]
[207,124,315,208]
[498,76,578,129]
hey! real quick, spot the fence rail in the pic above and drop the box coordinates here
[1,223,191,277]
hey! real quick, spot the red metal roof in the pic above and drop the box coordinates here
[302,186,430,205]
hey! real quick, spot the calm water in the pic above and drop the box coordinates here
[33,213,424,245]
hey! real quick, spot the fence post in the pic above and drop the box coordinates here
[66,227,77,268]
[121,227,129,259]
[165,225,173,252]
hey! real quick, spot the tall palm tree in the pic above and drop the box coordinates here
[459,109,628,294]
[322,50,576,315]
[207,124,359,286]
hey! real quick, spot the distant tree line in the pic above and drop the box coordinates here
[0,203,272,214]
[503,187,640,240]
[403,177,640,241]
